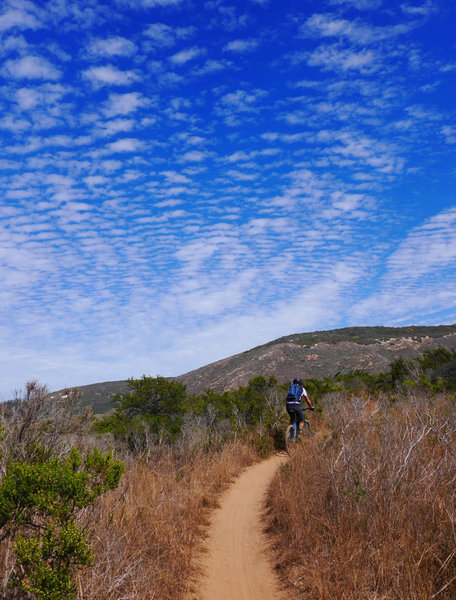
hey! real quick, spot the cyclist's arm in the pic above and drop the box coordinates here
[301,388,313,409]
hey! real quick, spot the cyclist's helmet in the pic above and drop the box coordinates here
[293,377,303,385]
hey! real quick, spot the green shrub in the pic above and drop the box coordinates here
[250,432,275,458]
[0,448,124,600]
[95,376,186,446]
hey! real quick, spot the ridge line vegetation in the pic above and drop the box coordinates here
[262,323,456,348]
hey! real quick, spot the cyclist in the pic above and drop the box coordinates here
[286,377,314,435]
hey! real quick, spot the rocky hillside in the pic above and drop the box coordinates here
[176,325,456,394]
[53,324,456,411]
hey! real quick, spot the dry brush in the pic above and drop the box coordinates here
[267,391,456,599]
[79,440,258,600]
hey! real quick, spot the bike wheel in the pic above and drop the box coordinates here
[285,424,296,454]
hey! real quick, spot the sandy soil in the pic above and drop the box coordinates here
[190,453,288,600]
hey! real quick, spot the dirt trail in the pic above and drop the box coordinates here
[191,453,287,600]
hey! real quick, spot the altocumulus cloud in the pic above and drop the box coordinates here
[0,0,455,399]
[83,65,139,87]
[87,36,137,57]
[4,56,61,80]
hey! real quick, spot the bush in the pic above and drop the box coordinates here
[0,382,124,600]
[0,448,124,600]
[266,391,456,599]
[94,376,187,447]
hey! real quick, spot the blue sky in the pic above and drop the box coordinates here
[1,0,455,398]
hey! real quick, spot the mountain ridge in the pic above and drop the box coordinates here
[176,324,456,394]
[51,324,456,412]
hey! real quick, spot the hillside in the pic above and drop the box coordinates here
[54,324,456,411]
[176,324,456,394]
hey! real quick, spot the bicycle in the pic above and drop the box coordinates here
[285,407,312,454]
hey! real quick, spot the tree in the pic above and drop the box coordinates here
[389,357,411,389]
[95,376,187,446]
[417,346,454,372]
[0,447,124,600]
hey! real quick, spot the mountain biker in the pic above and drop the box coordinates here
[286,377,314,434]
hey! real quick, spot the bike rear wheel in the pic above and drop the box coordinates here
[285,424,296,454]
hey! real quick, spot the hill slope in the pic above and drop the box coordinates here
[54,324,456,411]
[176,324,456,394]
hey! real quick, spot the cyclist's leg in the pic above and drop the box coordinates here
[286,405,295,425]
[294,406,304,435]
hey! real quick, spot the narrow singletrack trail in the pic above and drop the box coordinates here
[190,453,288,600]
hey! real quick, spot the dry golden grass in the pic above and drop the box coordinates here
[267,391,456,599]
[78,440,258,600]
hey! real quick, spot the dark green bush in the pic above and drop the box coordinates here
[0,448,124,600]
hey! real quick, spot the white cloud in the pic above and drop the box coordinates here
[97,118,135,137]
[328,0,383,9]
[162,170,191,184]
[43,135,78,148]
[325,131,404,174]
[4,56,61,80]
[226,169,257,181]
[0,6,42,31]
[106,138,145,152]
[160,258,364,376]
[144,23,175,46]
[84,175,109,188]
[0,159,20,169]
[157,71,185,87]
[400,2,436,17]
[87,36,137,57]
[14,83,70,115]
[222,148,280,163]
[83,65,138,87]
[192,59,229,76]
[100,159,123,172]
[144,22,196,48]
[307,45,377,72]
[223,39,259,52]
[220,88,267,110]
[350,207,456,322]
[442,126,456,144]
[224,150,251,163]
[134,0,184,6]
[175,269,257,316]
[6,188,36,199]
[45,173,75,187]
[302,14,352,38]
[169,46,205,65]
[180,150,208,162]
[103,92,148,116]
[0,115,31,132]
[15,87,39,110]
[386,208,456,280]
[301,13,412,45]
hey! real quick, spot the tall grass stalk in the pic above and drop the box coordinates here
[267,392,456,599]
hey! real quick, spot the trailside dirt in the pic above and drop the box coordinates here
[189,453,287,600]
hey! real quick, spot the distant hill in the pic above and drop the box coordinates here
[52,324,456,413]
[49,380,129,416]
[176,324,456,394]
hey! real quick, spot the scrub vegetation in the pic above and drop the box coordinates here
[0,346,455,599]
[0,383,124,600]
[267,390,455,599]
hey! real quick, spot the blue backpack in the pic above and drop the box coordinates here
[286,382,301,403]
